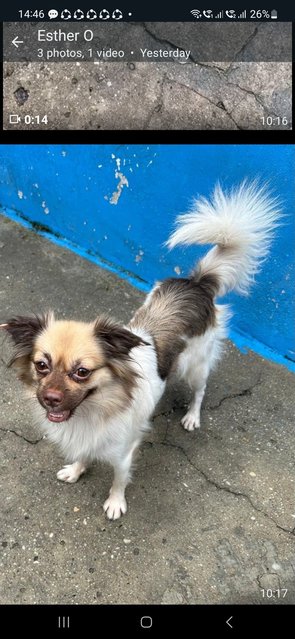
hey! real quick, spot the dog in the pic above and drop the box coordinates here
[0,181,280,519]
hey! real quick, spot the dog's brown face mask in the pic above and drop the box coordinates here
[1,313,146,423]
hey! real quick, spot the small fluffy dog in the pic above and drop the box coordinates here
[1,181,280,519]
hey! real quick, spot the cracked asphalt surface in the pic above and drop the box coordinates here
[0,215,295,605]
[3,22,292,130]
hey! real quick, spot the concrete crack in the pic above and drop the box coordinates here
[144,72,168,129]
[227,80,281,119]
[206,377,262,411]
[256,572,282,589]
[142,22,195,64]
[142,22,258,69]
[152,378,262,421]
[160,76,242,129]
[0,426,42,445]
[152,407,175,421]
[159,439,294,536]
[194,61,228,74]
[232,27,258,62]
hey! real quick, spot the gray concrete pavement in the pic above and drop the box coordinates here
[4,60,291,131]
[0,215,294,605]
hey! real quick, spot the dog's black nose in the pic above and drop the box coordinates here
[43,389,64,407]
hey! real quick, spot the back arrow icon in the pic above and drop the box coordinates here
[226,616,233,629]
[12,37,24,47]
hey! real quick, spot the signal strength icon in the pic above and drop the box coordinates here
[215,10,224,18]
[190,9,202,18]
[238,10,247,19]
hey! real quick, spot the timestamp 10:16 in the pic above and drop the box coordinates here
[261,116,288,126]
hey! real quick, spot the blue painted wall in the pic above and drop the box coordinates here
[0,144,294,367]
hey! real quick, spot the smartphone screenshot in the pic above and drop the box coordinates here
[0,3,294,633]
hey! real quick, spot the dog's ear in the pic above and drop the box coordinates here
[94,316,149,358]
[0,312,54,363]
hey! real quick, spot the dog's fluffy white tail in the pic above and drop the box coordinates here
[167,181,281,296]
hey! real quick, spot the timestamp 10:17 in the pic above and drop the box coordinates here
[260,588,288,598]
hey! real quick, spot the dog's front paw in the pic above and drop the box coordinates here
[181,412,200,431]
[57,463,85,483]
[103,494,127,520]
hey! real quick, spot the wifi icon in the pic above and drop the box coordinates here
[190,9,202,18]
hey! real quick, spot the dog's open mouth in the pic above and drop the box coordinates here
[47,410,71,423]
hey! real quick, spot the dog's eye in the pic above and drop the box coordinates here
[35,361,49,374]
[73,368,91,381]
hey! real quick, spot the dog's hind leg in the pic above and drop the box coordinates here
[181,373,208,431]
[177,330,222,431]
[176,335,213,431]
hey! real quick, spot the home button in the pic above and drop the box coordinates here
[140,616,153,629]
